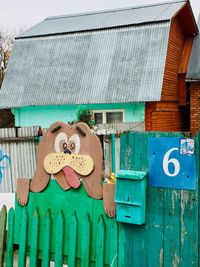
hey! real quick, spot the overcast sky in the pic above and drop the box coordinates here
[0,0,199,33]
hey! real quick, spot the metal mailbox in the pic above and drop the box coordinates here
[115,170,147,225]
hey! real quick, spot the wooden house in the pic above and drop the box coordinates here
[0,0,198,132]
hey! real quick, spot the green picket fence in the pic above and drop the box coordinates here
[0,182,124,267]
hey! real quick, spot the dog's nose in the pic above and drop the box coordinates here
[64,148,72,154]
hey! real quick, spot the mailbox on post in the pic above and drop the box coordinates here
[115,170,147,225]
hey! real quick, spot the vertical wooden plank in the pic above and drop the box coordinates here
[30,208,39,267]
[0,205,7,267]
[115,136,120,173]
[68,212,78,267]
[95,215,105,267]
[81,214,91,267]
[179,190,198,267]
[18,208,28,267]
[180,134,199,267]
[6,208,15,267]
[118,223,125,267]
[111,133,116,173]
[109,219,118,267]
[54,211,64,267]
[121,132,149,267]
[103,136,111,177]
[41,210,51,267]
[147,188,164,267]
[163,189,181,266]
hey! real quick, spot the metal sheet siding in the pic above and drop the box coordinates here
[0,22,170,108]
[0,127,37,192]
[17,1,185,37]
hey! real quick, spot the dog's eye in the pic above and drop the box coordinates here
[69,142,75,150]
[63,143,68,150]
[68,134,80,154]
[55,132,68,153]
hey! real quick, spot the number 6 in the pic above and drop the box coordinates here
[163,148,180,177]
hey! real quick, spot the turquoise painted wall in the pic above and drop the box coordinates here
[12,103,144,128]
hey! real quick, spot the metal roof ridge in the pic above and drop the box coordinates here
[45,0,187,21]
[15,20,170,40]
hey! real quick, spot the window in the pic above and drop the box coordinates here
[93,110,124,124]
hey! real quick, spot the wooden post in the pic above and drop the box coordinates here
[111,134,116,174]
[0,205,7,267]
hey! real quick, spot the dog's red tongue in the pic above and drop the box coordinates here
[63,166,81,188]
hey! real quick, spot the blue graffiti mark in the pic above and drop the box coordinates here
[0,150,11,183]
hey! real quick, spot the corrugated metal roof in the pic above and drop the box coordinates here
[17,0,186,38]
[186,16,200,81]
[0,22,170,108]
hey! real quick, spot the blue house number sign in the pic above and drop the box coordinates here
[148,137,196,190]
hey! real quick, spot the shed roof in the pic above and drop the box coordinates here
[0,0,193,108]
[186,16,200,81]
[18,0,186,38]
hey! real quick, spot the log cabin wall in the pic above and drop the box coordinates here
[190,83,200,135]
[145,4,195,132]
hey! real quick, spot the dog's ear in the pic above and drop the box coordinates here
[30,122,62,192]
[82,133,103,199]
[30,131,50,192]
[74,122,103,199]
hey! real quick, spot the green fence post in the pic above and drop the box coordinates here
[6,208,15,267]
[18,208,28,267]
[55,211,64,267]
[30,208,39,267]
[95,215,105,267]
[0,205,7,267]
[41,210,51,267]
[68,212,78,267]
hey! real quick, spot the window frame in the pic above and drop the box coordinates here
[93,109,125,124]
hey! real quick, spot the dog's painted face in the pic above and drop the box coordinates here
[30,121,103,199]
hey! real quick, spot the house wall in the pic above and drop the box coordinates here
[190,83,200,135]
[145,14,194,132]
[12,103,144,128]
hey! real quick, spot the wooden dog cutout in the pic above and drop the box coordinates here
[17,121,116,217]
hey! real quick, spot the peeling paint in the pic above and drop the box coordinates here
[171,190,180,215]
[159,248,163,267]
[172,251,181,267]
[181,190,189,245]
[171,242,181,267]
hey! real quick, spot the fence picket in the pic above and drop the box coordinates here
[118,223,125,267]
[41,210,51,267]
[18,208,28,267]
[109,219,118,267]
[95,215,105,267]
[68,212,78,267]
[55,211,64,267]
[30,208,39,267]
[0,205,7,267]
[81,214,91,267]
[6,208,15,267]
